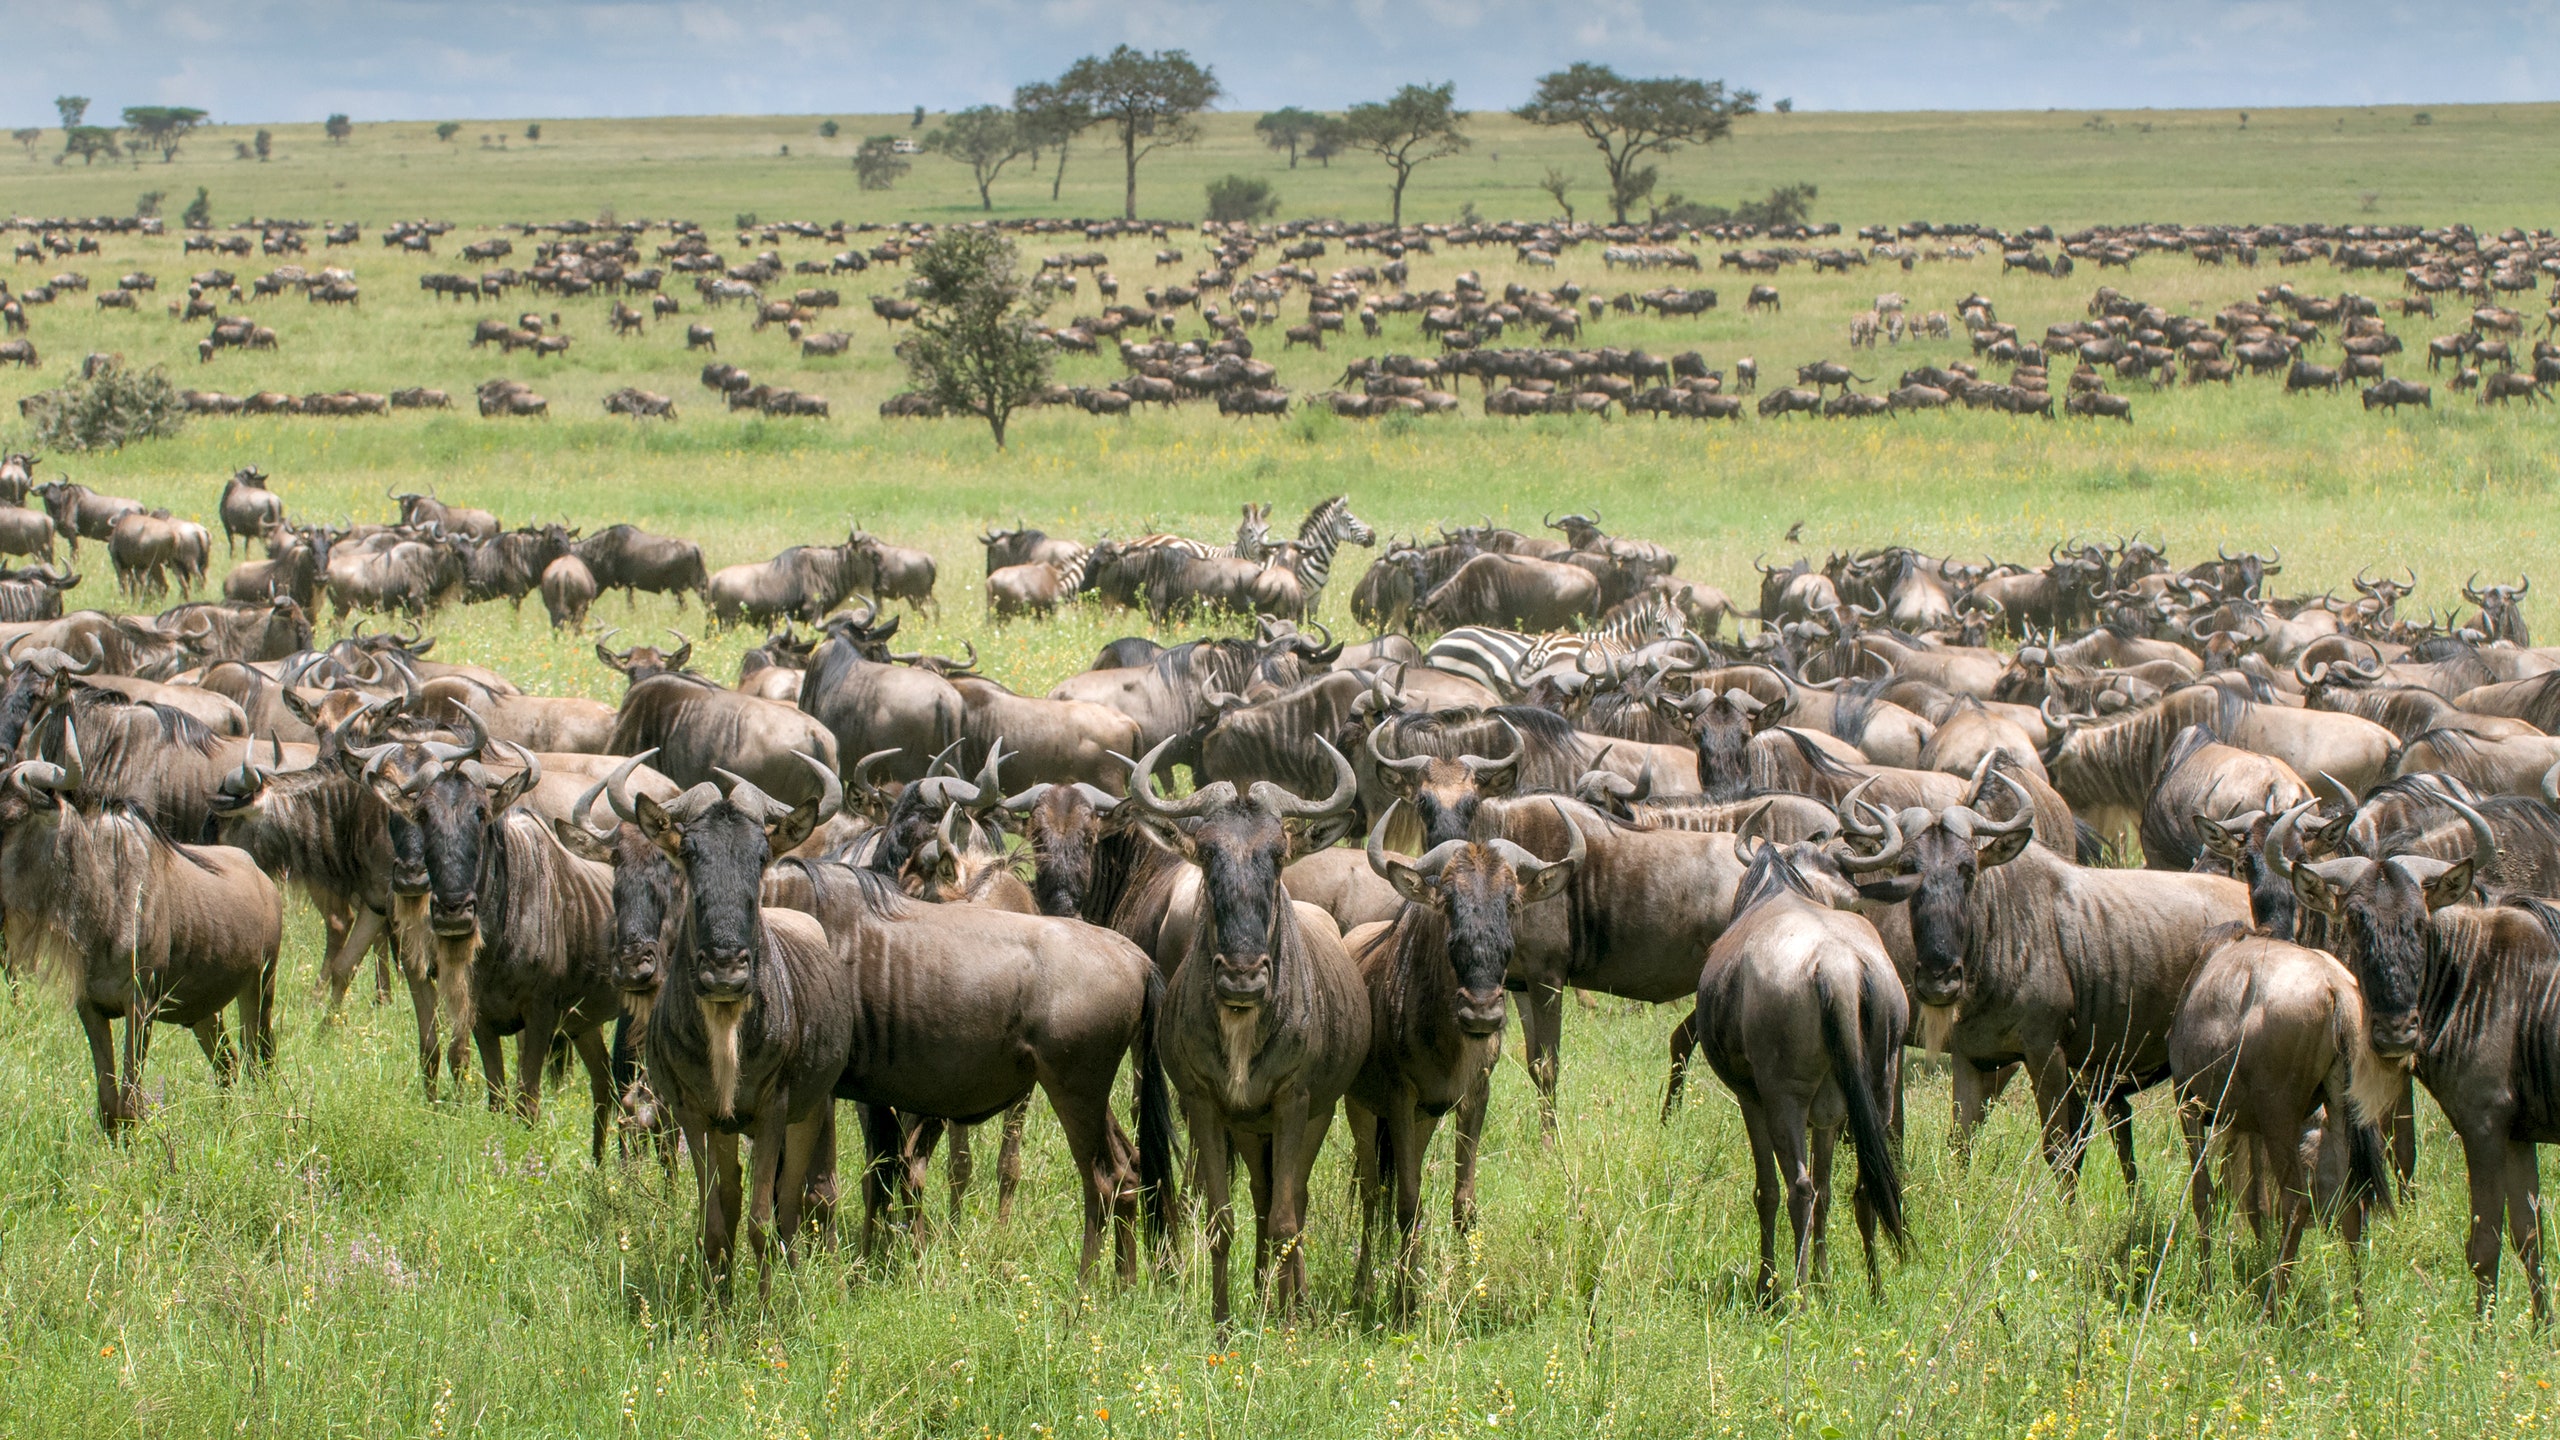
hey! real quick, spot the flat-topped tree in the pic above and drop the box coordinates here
[122,107,208,163]
[1344,83,1469,228]
[928,106,1028,212]
[1515,63,1757,224]
[1054,46,1220,221]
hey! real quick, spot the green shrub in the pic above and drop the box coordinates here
[18,357,187,451]
[1204,173,1277,222]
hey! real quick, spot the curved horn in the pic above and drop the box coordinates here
[1248,737,1358,821]
[1363,724,1434,781]
[1489,798,1588,886]
[571,751,655,839]
[1118,734,1234,819]
[2262,799,2312,884]
[1834,799,1907,873]
[422,702,486,763]
[1948,768,2035,839]
[664,629,693,671]
[1000,781,1056,813]
[793,749,843,822]
[498,740,541,796]
[65,634,105,675]
[848,748,900,811]
[711,767,786,823]
[1457,718,1524,784]
[2441,793,2499,884]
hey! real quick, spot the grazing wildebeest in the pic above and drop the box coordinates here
[1344,806,1583,1317]
[391,490,501,542]
[0,728,283,1131]
[2271,799,2560,1320]
[33,480,145,558]
[218,467,285,554]
[572,524,708,609]
[1690,822,1910,1303]
[1124,733,1370,1323]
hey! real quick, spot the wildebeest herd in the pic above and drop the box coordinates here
[12,211,2560,430]
[0,461,2555,1325]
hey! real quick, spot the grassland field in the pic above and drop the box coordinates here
[0,105,2558,1439]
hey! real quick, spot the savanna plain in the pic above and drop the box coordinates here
[3,102,2559,1439]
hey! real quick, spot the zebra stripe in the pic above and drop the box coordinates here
[1278,494,1375,603]
[1420,595,1682,696]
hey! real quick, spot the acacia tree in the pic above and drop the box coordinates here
[1054,46,1220,221]
[55,96,89,128]
[325,113,352,143]
[1012,82,1090,202]
[853,135,910,190]
[1255,107,1322,167]
[1343,83,1468,227]
[897,228,1052,449]
[1539,166,1577,221]
[62,126,116,165]
[12,128,40,160]
[928,106,1028,211]
[122,106,209,163]
[1515,63,1757,224]
[1305,116,1348,167]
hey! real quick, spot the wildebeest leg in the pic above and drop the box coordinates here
[406,973,442,1099]
[78,1001,125,1132]
[695,1120,743,1292]
[744,1107,791,1298]
[2263,1123,2313,1317]
[1949,1059,2000,1164]
[899,1115,944,1250]
[2025,1052,2090,1196]
[118,1001,155,1130]
[510,1013,558,1123]
[995,1098,1030,1222]
[2459,1131,2510,1317]
[319,904,385,1014]
[1391,1100,1437,1323]
[1242,1129,1278,1297]
[1346,1102,1385,1307]
[570,1024,614,1164]
[1268,1084,1331,1313]
[2102,1084,2140,1195]
[2180,1102,2216,1293]
[1036,1073,1118,1283]
[2391,1075,2418,1198]
[2504,1142,2549,1325]
[1450,1064,1491,1233]
[471,1020,509,1113]
[1519,982,1565,1142]
[945,1121,974,1223]
[1662,1008,1697,1121]
[771,1111,825,1272]
[244,943,279,1071]
[1183,1095,1237,1326]
[856,1102,902,1260]
[191,1014,239,1085]
[1738,1099,1781,1306]
[1808,1123,1838,1291]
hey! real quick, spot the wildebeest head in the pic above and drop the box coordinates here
[354,708,537,940]
[1680,686,1767,802]
[1365,716,1520,847]
[594,627,694,682]
[2193,792,2300,937]
[1365,800,1584,1035]
[552,750,685,1011]
[2264,796,2492,1059]
[1840,770,2036,1013]
[1002,779,1123,917]
[1122,730,1357,1008]
[632,771,821,1004]
[0,637,103,755]
[1545,509,1604,551]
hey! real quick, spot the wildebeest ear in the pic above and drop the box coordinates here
[491,764,538,815]
[2422,858,2473,912]
[635,793,681,856]
[552,816,615,864]
[1976,827,2033,870]
[2289,864,2343,918]
[280,689,318,724]
[2194,814,2244,859]
[767,798,819,857]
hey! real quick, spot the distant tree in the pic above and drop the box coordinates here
[1055,46,1221,221]
[124,135,150,166]
[912,105,926,129]
[853,135,910,190]
[254,128,272,161]
[525,122,540,141]
[1733,182,1816,227]
[62,127,118,165]
[896,228,1053,449]
[1204,174,1278,223]
[325,113,352,144]
[135,189,165,218]
[818,119,840,139]
[1538,166,1577,221]
[122,106,209,163]
[1773,97,1793,114]
[180,186,212,229]
[1649,193,1728,228]
[1342,82,1468,227]
[1305,116,1348,168]
[1256,107,1322,168]
[233,140,254,161]
[18,356,185,452]
[1516,63,1757,224]
[1013,82,1091,202]
[2412,112,2433,127]
[13,128,42,160]
[928,106,1029,212]
[55,96,90,129]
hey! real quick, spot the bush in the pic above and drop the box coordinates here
[180,186,212,229]
[853,136,910,191]
[19,357,187,452]
[818,119,839,139]
[1204,174,1278,223]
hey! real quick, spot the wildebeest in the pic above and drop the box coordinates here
[1,728,284,1131]
[794,612,963,785]
[217,467,285,554]
[391,490,500,541]
[573,524,708,609]
[1344,806,1582,1316]
[706,539,858,627]
[2272,800,2560,1319]
[540,555,597,631]
[1689,826,1910,1302]
[33,480,145,558]
[1125,734,1370,1323]
[600,634,840,807]
[1420,553,1601,631]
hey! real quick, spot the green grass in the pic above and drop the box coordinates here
[2,106,2559,1438]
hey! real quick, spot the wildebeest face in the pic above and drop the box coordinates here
[639,794,812,1003]
[1196,807,1290,1007]
[1855,804,2031,1011]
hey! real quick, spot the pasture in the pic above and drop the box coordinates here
[1,104,2559,1439]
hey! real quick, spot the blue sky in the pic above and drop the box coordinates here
[6,1,2553,126]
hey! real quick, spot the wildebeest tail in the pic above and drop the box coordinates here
[1135,963,1181,1243]
[1818,963,1907,1250]
[1660,1006,1699,1123]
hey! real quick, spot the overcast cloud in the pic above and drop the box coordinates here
[5,0,2554,126]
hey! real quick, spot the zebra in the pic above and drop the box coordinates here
[1248,495,1375,621]
[1421,590,1685,697]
